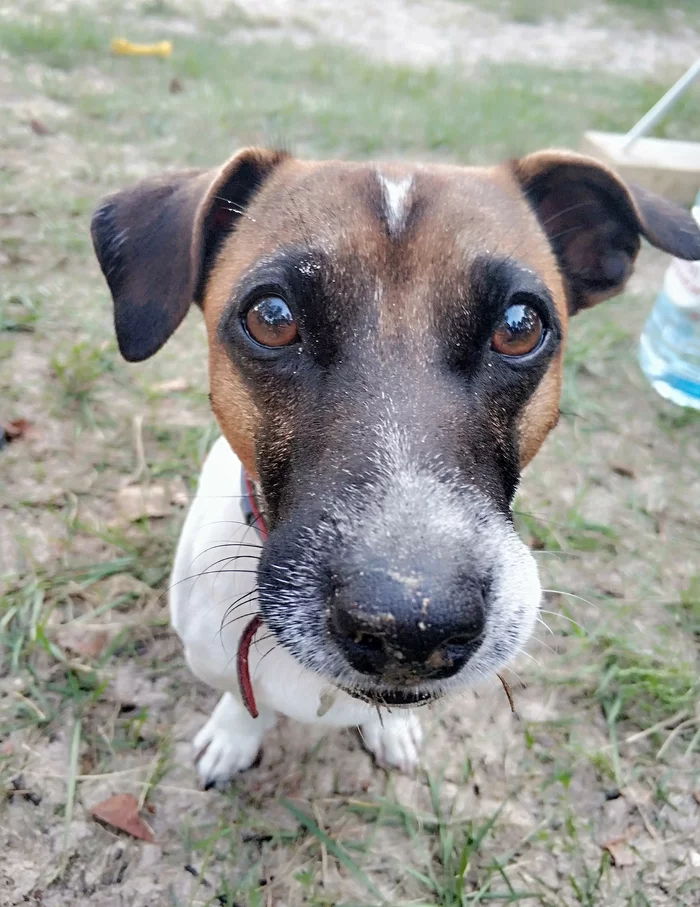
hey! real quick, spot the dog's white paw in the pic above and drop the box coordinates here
[360,711,423,774]
[193,693,274,789]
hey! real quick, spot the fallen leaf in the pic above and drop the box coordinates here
[56,626,109,660]
[117,484,169,521]
[2,418,34,442]
[169,77,184,93]
[30,118,51,135]
[150,376,189,393]
[693,790,700,806]
[602,838,635,867]
[91,793,155,842]
[610,463,635,479]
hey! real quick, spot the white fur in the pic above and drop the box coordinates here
[170,436,425,785]
[377,172,413,236]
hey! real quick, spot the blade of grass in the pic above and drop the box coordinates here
[280,797,384,903]
[62,717,82,866]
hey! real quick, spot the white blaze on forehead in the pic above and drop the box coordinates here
[377,172,414,236]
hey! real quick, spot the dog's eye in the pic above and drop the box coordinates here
[245,296,299,348]
[491,304,543,357]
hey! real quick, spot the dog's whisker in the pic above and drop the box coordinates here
[161,558,257,608]
[221,585,259,617]
[188,543,264,571]
[547,224,587,244]
[538,608,589,633]
[194,518,265,530]
[519,650,545,670]
[252,643,280,682]
[213,195,258,223]
[182,554,263,581]
[541,588,602,614]
[536,615,555,635]
[527,633,558,656]
[217,608,262,639]
[219,590,260,634]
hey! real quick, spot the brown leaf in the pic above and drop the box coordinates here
[91,793,155,842]
[117,484,169,521]
[150,376,190,393]
[602,838,635,867]
[610,463,635,479]
[169,77,184,94]
[693,790,700,806]
[2,419,34,442]
[30,118,51,136]
[56,626,109,660]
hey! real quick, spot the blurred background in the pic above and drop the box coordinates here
[1,2,699,905]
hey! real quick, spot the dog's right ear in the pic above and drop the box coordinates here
[91,148,288,362]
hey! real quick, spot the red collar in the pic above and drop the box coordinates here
[239,471,267,720]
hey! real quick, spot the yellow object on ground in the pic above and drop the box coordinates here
[110,38,172,58]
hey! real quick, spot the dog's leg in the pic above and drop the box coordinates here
[359,710,423,775]
[194,693,276,789]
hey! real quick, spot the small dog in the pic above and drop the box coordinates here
[91,148,700,786]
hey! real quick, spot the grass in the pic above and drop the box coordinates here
[1,0,700,904]
[1,10,700,175]
[461,0,699,28]
[0,14,104,70]
[0,290,43,334]
[50,340,116,407]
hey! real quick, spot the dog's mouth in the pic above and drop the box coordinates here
[337,683,439,709]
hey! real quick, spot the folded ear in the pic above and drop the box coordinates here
[91,147,288,361]
[513,150,700,314]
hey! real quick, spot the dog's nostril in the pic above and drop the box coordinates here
[329,602,391,674]
[353,631,384,653]
[426,628,483,670]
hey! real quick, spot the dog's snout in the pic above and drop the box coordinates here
[328,566,486,682]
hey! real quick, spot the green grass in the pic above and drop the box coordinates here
[0,291,43,334]
[595,635,698,731]
[1,12,700,173]
[0,14,104,70]
[460,0,699,28]
[50,340,116,407]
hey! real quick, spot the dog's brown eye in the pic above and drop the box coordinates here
[491,304,543,357]
[245,296,299,348]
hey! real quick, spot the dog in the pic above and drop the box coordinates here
[91,148,700,787]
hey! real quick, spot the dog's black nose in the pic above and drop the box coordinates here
[328,564,486,682]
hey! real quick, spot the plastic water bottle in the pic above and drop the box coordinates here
[638,190,700,409]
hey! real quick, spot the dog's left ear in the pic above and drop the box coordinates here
[513,150,700,313]
[91,148,288,362]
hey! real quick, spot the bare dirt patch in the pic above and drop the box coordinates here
[215,0,698,77]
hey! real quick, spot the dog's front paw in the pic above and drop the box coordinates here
[193,693,274,789]
[360,711,423,774]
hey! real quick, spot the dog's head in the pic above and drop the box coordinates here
[92,148,700,706]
